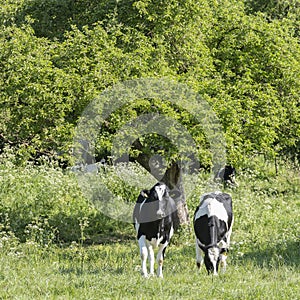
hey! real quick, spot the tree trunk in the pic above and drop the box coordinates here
[131,140,190,228]
[161,163,190,227]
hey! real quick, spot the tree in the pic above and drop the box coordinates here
[1,1,300,226]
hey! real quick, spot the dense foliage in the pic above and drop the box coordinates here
[0,0,299,167]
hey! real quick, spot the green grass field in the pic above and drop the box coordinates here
[0,159,299,299]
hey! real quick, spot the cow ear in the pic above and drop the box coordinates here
[140,190,149,198]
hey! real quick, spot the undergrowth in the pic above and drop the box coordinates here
[0,152,299,299]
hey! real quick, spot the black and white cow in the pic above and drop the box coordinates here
[215,165,237,187]
[133,182,178,278]
[193,191,234,275]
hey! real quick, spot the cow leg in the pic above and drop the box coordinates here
[138,236,148,277]
[220,252,227,273]
[156,243,167,278]
[226,215,234,248]
[147,243,155,276]
[195,239,204,271]
[220,216,234,273]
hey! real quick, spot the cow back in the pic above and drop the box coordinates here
[194,192,233,249]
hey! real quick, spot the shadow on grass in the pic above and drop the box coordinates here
[88,232,135,245]
[242,240,300,269]
[58,266,100,276]
[58,265,127,276]
[49,210,135,245]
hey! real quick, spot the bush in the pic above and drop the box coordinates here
[0,149,113,243]
[1,148,299,245]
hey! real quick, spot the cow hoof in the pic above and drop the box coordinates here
[142,273,155,279]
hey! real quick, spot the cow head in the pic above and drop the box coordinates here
[197,241,222,275]
[136,182,174,223]
[204,247,220,275]
[152,182,169,219]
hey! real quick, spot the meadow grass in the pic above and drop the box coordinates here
[0,236,299,299]
[0,157,299,299]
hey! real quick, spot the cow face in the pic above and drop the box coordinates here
[153,183,168,219]
[135,183,170,223]
[154,182,167,201]
[205,247,220,275]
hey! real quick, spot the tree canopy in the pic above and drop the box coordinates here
[0,0,299,167]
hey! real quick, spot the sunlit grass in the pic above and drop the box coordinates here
[0,156,299,299]
[0,239,299,299]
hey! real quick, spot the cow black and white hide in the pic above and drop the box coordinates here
[193,191,234,275]
[133,182,177,278]
[215,165,237,187]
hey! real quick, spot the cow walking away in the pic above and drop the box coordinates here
[133,182,178,278]
[193,191,234,275]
